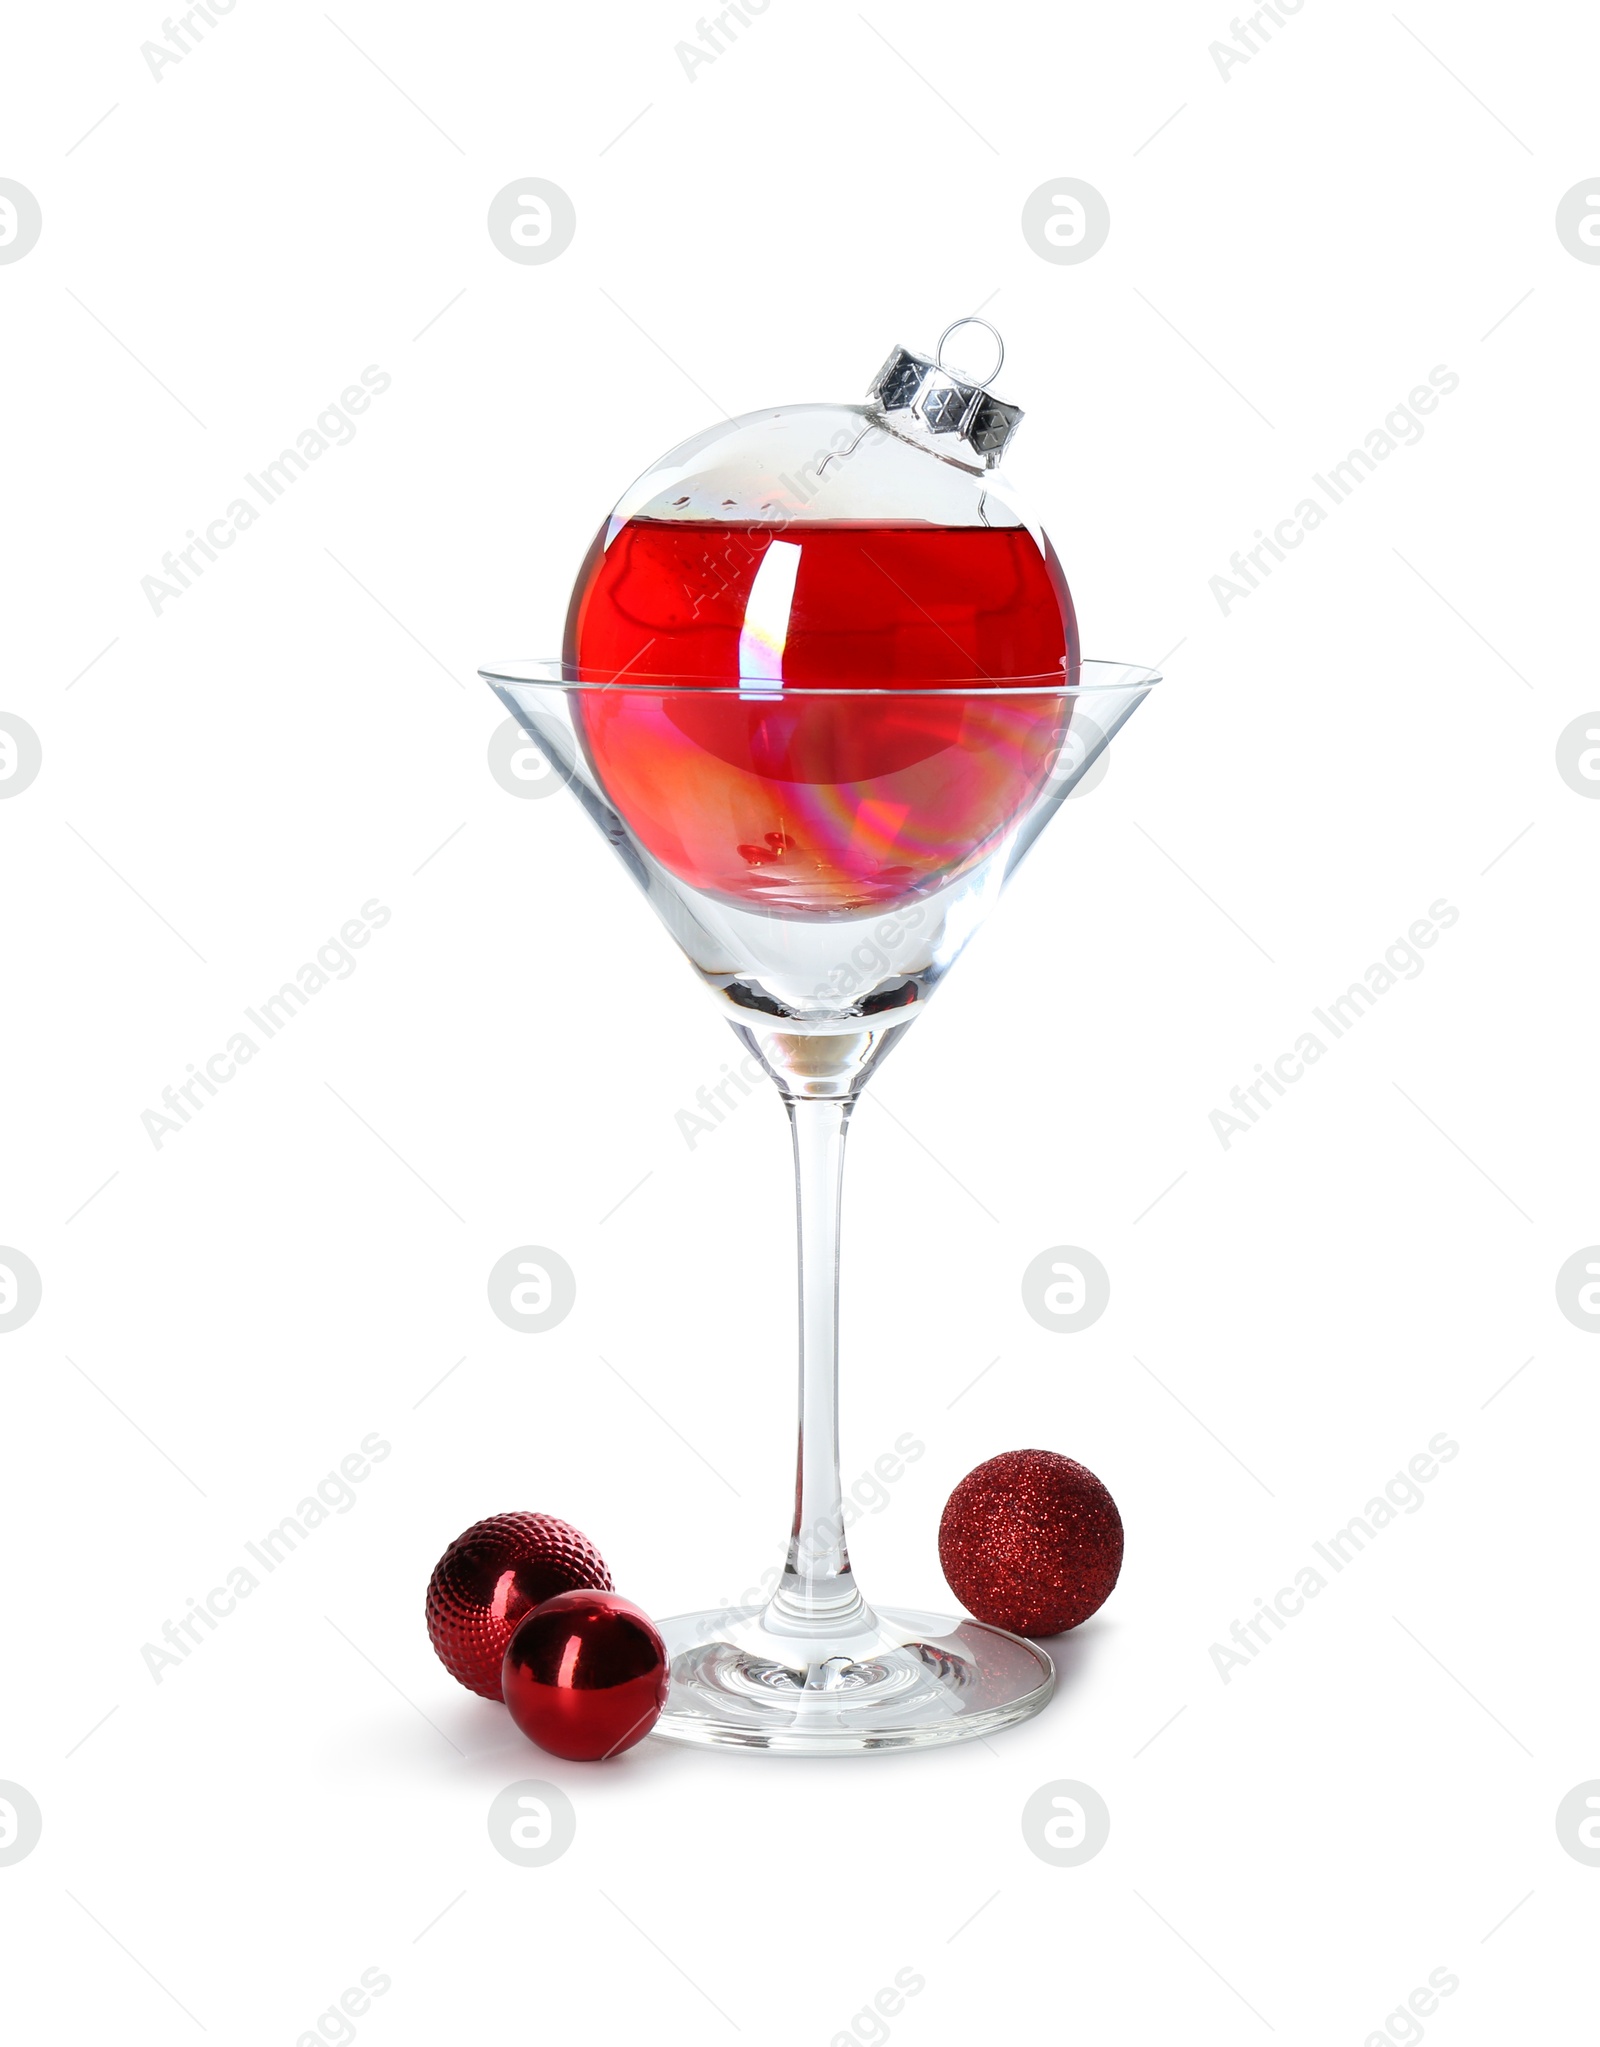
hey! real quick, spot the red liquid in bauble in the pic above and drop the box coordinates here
[565,519,1080,914]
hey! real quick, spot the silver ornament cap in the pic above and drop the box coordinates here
[867,317,1023,470]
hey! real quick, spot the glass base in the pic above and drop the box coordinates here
[650,1603,1055,1754]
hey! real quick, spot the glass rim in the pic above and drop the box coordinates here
[479,657,1163,696]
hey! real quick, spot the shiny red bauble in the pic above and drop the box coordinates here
[938,1449,1123,1637]
[426,1512,612,1701]
[501,1590,669,1761]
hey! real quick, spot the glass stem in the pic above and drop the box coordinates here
[762,1095,872,1638]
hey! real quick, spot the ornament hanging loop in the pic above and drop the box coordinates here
[936,316,1005,389]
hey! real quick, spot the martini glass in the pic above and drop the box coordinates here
[480,659,1159,1752]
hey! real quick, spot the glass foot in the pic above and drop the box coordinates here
[651,1604,1055,1754]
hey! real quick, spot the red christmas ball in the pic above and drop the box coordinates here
[938,1449,1122,1636]
[502,1590,669,1761]
[426,1513,612,1701]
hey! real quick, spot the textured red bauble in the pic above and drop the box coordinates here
[502,1590,669,1761]
[426,1513,612,1700]
[938,1449,1123,1636]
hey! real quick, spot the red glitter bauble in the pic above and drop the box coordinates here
[938,1450,1122,1636]
[502,1590,669,1761]
[426,1513,612,1700]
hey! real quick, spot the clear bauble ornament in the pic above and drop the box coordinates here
[562,322,1081,913]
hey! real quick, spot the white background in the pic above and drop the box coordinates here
[3,1,1597,2039]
